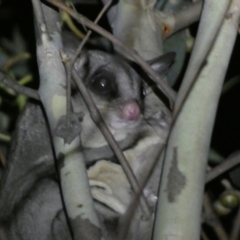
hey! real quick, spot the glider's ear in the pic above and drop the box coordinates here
[147,52,176,76]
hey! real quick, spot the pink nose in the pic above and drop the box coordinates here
[122,101,140,121]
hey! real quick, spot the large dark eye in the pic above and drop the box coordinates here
[90,74,117,97]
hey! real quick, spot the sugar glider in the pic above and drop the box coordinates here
[0,32,175,240]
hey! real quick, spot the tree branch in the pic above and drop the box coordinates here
[156,1,203,38]
[0,71,39,100]
[173,0,230,117]
[153,0,240,239]
[31,1,101,239]
[230,204,240,240]
[206,151,240,184]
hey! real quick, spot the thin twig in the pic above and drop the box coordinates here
[222,75,240,95]
[66,0,112,126]
[71,68,151,219]
[0,133,11,143]
[203,193,229,240]
[201,230,210,240]
[0,227,8,240]
[230,205,240,240]
[0,149,7,167]
[0,71,39,100]
[2,52,31,71]
[61,10,86,39]
[206,151,240,184]
[68,0,112,72]
[118,146,165,240]
[48,0,176,107]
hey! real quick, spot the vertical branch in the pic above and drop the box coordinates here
[153,0,240,239]
[111,0,164,60]
[31,1,101,239]
[174,0,230,115]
